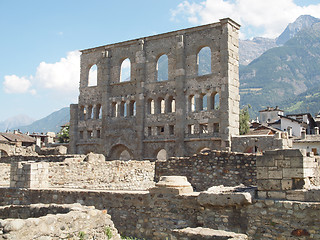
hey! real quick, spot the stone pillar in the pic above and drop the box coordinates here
[219,18,240,150]
[10,161,49,188]
[174,34,187,157]
[135,39,146,160]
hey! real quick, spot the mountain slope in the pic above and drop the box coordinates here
[15,107,70,133]
[0,115,35,132]
[239,37,278,65]
[281,86,320,116]
[240,21,320,116]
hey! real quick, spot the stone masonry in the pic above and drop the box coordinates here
[69,18,240,160]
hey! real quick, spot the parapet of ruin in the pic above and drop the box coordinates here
[69,18,240,160]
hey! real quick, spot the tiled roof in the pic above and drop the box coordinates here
[0,132,35,143]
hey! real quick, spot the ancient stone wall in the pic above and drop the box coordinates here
[0,163,10,187]
[47,157,155,190]
[1,188,320,239]
[10,162,49,188]
[0,143,36,157]
[155,150,257,191]
[5,153,155,191]
[0,154,85,163]
[70,18,240,160]
[231,134,292,153]
[256,149,320,200]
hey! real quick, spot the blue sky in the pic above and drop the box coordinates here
[1,0,320,122]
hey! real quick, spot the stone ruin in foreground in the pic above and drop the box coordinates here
[1,19,320,239]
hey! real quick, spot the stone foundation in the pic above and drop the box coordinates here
[0,203,121,240]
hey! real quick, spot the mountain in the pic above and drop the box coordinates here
[15,107,70,133]
[282,86,320,116]
[0,115,35,132]
[239,17,320,117]
[239,37,278,65]
[276,15,320,45]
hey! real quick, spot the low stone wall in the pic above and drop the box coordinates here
[0,154,85,163]
[0,203,121,240]
[1,153,155,191]
[246,199,320,239]
[155,150,257,191]
[1,188,320,239]
[0,163,10,187]
[48,157,155,190]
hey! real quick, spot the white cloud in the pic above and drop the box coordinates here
[3,75,32,94]
[171,0,320,39]
[34,50,80,92]
[3,50,80,97]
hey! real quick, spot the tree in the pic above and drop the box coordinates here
[57,124,69,143]
[239,105,251,135]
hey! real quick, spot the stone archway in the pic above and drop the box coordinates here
[0,149,8,158]
[109,144,133,160]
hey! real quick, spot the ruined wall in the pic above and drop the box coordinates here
[70,18,240,160]
[256,149,320,200]
[48,157,155,190]
[0,143,36,157]
[4,154,155,191]
[1,188,320,239]
[0,154,85,163]
[0,163,10,187]
[231,134,292,153]
[0,203,121,240]
[155,150,257,191]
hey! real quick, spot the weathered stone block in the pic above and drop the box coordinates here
[283,168,304,178]
[268,171,282,179]
[266,191,286,199]
[281,179,292,190]
[257,179,281,191]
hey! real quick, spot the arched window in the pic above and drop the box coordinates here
[112,102,118,117]
[120,101,126,117]
[87,105,93,119]
[210,92,219,110]
[129,100,136,116]
[95,104,102,119]
[158,98,165,114]
[197,47,211,76]
[156,149,167,160]
[147,99,155,114]
[88,64,97,86]
[214,93,220,109]
[202,94,207,111]
[168,97,175,113]
[189,95,195,112]
[157,54,168,81]
[79,106,85,120]
[120,58,131,82]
